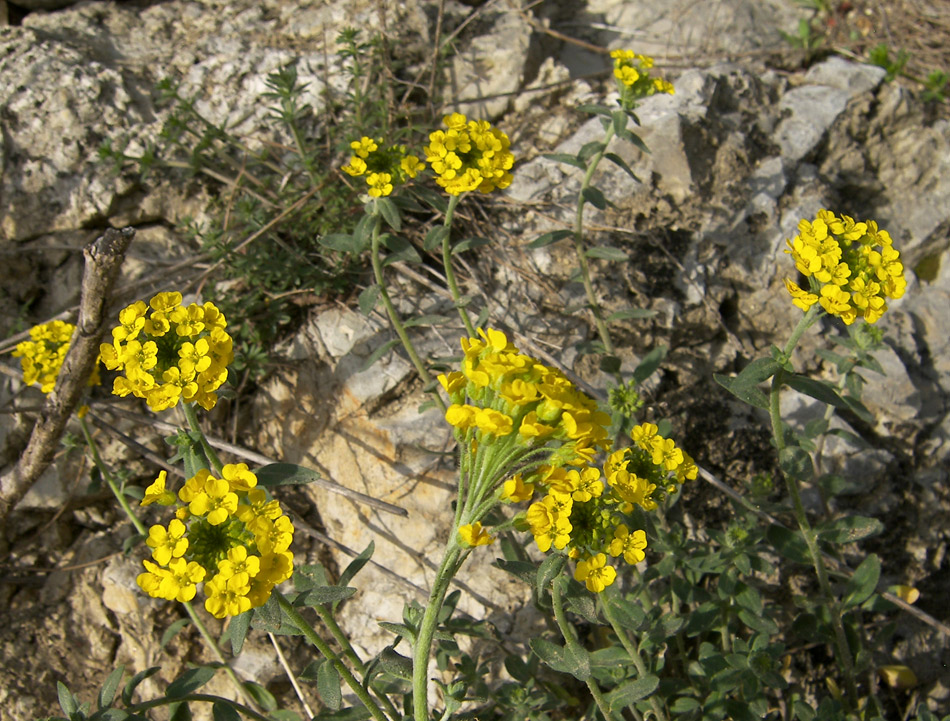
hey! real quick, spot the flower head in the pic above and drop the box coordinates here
[783,211,906,325]
[136,467,294,618]
[101,292,233,411]
[610,50,674,107]
[342,137,425,197]
[13,320,101,394]
[424,114,514,195]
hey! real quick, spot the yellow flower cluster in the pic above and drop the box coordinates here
[13,320,100,393]
[99,292,233,412]
[136,464,294,618]
[610,50,675,99]
[524,423,696,593]
[341,136,425,197]
[784,210,907,325]
[440,328,611,469]
[424,113,514,195]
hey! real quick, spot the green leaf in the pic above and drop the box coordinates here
[57,682,80,716]
[452,236,491,254]
[606,674,660,713]
[338,541,374,589]
[319,233,360,254]
[841,394,874,424]
[245,682,276,711]
[380,234,421,266]
[412,185,448,214]
[378,621,416,645]
[168,701,192,721]
[684,601,720,636]
[254,462,321,487]
[779,446,814,484]
[529,638,591,680]
[582,186,608,210]
[358,285,380,316]
[843,554,881,609]
[97,666,125,710]
[606,307,656,321]
[160,618,191,650]
[600,355,621,374]
[784,374,848,410]
[714,357,781,409]
[818,515,884,544]
[576,103,614,117]
[585,246,627,261]
[604,152,641,182]
[670,696,702,712]
[536,554,565,594]
[494,558,536,584]
[122,667,160,706]
[528,229,573,249]
[633,345,667,384]
[378,647,413,681]
[211,701,241,721]
[360,338,401,372]
[423,226,449,252]
[578,140,607,162]
[374,197,401,231]
[166,666,217,698]
[606,595,646,631]
[766,525,810,564]
[227,610,252,656]
[543,152,586,170]
[738,608,778,635]
[298,585,358,606]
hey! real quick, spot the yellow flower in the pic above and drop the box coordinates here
[341,138,425,195]
[146,519,188,566]
[188,477,238,526]
[141,470,177,506]
[611,50,674,101]
[574,553,617,593]
[458,522,494,547]
[424,113,514,195]
[608,524,648,565]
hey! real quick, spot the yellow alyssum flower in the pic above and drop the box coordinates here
[610,50,674,105]
[458,522,494,547]
[101,292,233,411]
[13,320,101,394]
[141,470,177,506]
[136,467,294,618]
[341,136,425,197]
[783,211,906,325]
[424,113,514,195]
[574,553,617,593]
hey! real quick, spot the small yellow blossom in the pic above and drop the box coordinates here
[424,113,514,195]
[458,522,494,547]
[574,553,617,593]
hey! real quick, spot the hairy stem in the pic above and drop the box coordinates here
[441,194,476,337]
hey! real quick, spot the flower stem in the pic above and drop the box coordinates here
[370,212,447,413]
[769,308,859,710]
[79,416,147,537]
[600,594,669,721]
[550,577,618,721]
[182,401,225,476]
[574,123,618,369]
[441,194,477,337]
[275,591,392,721]
[412,541,464,721]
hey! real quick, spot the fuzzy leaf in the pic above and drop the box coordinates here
[528,229,573,249]
[543,152,586,170]
[585,245,627,261]
[160,618,191,650]
[818,515,884,544]
[714,357,781,409]
[374,197,401,231]
[360,338,401,372]
[536,554,565,594]
[358,285,380,316]
[452,236,491,254]
[166,666,217,698]
[122,667,160,706]
[784,374,848,410]
[212,702,241,721]
[254,463,321,487]
[843,554,881,609]
[633,345,668,384]
[57,682,80,716]
[606,674,660,713]
[227,610,252,656]
[97,666,125,710]
[604,151,641,182]
[582,186,608,210]
[529,638,591,681]
[317,660,342,710]
[578,140,607,162]
[298,585,357,606]
[423,226,449,252]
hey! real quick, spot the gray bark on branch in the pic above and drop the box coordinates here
[0,227,134,527]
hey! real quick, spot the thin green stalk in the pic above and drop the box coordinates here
[600,595,669,721]
[551,578,618,721]
[80,416,260,712]
[80,416,147,537]
[441,194,476,337]
[311,603,401,719]
[126,693,271,721]
[370,212,447,413]
[769,309,859,711]
[574,123,618,366]
[276,591,391,721]
[182,401,225,475]
[412,542,464,721]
